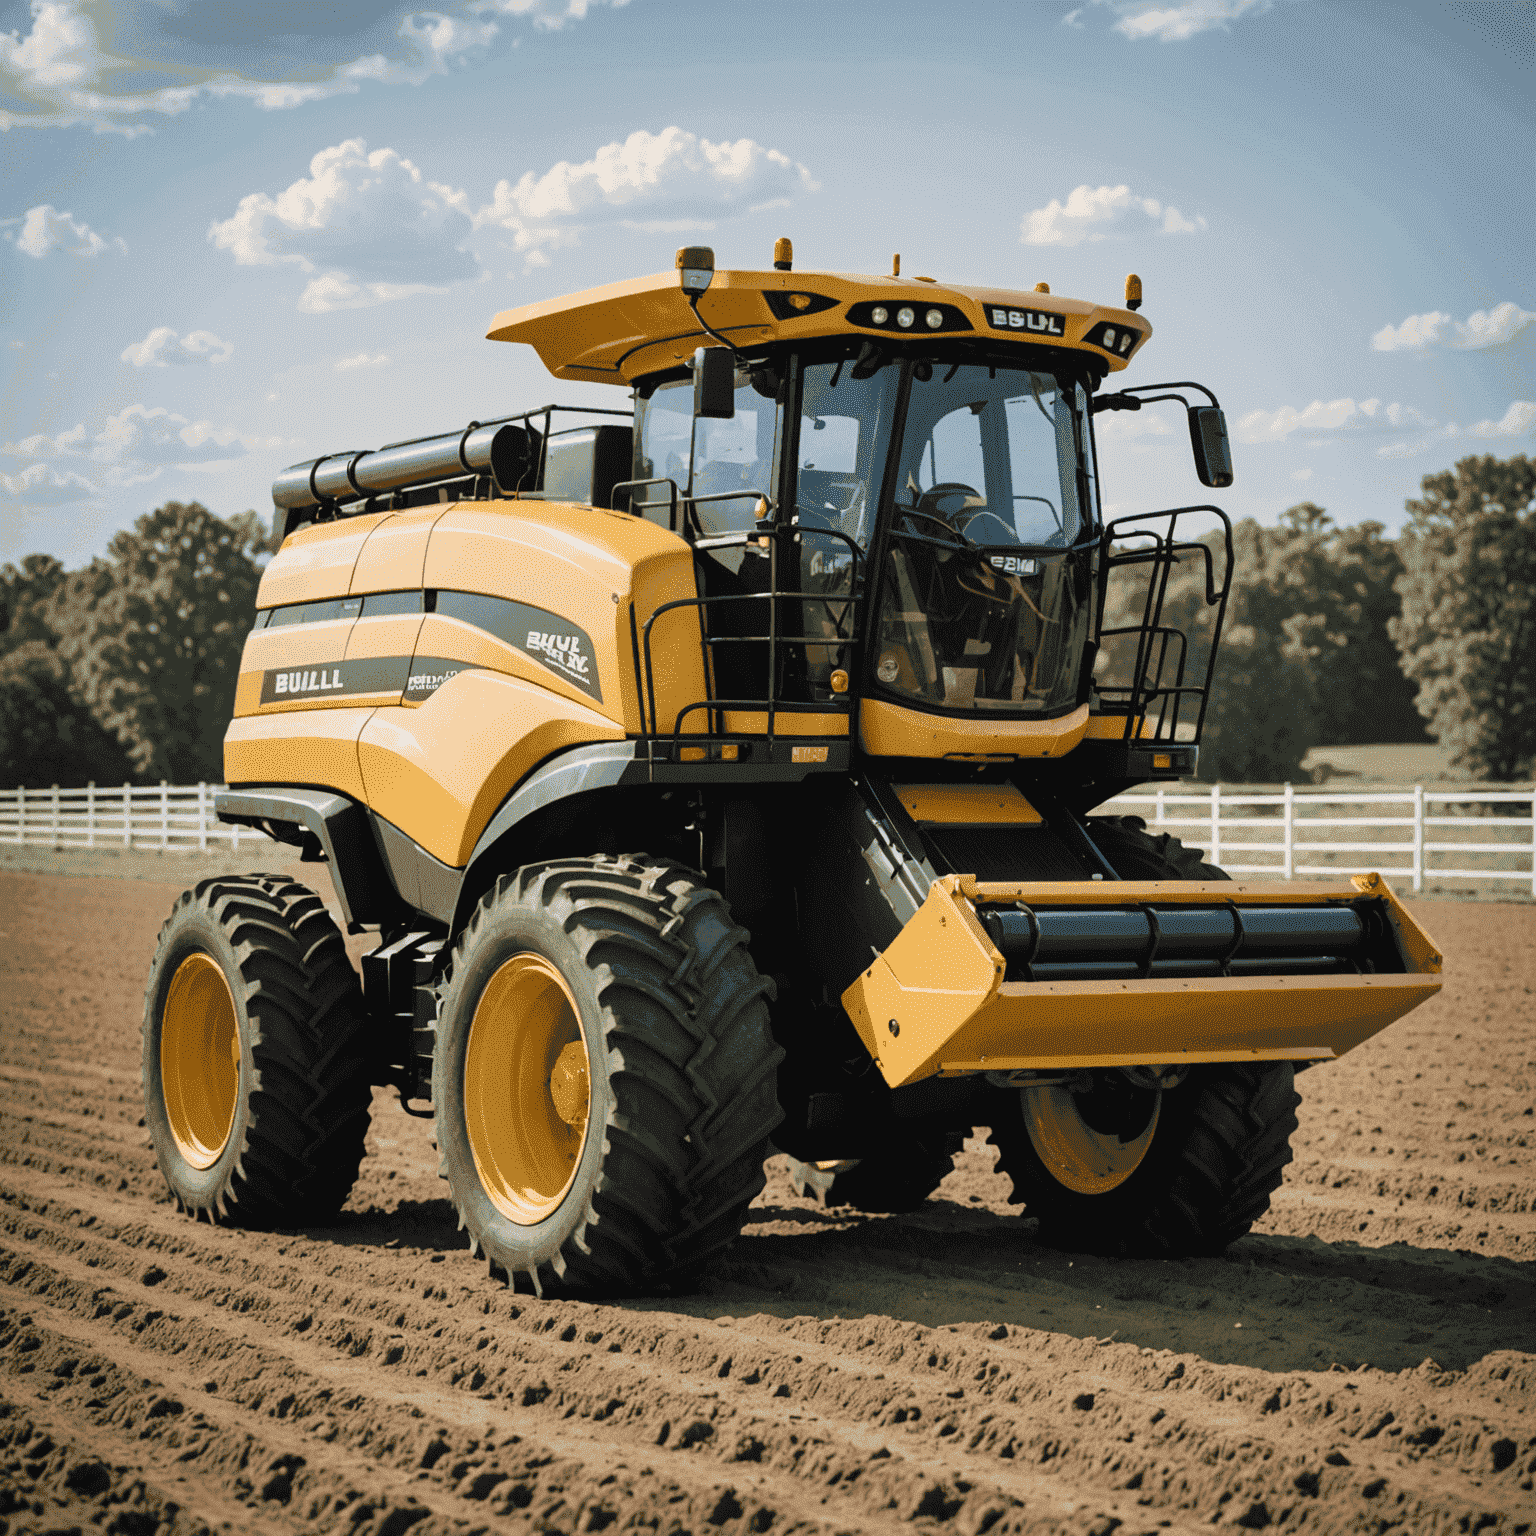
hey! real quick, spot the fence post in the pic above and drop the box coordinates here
[85,781,96,850]
[1412,783,1425,894]
[1156,787,1165,828]
[17,785,25,847]
[50,783,60,849]
[159,780,169,851]
[198,782,209,854]
[1530,785,1535,901]
[1283,781,1294,880]
[1210,783,1221,868]
[123,783,132,849]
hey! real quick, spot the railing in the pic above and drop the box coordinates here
[3,780,1531,896]
[0,782,273,853]
[1098,783,1536,896]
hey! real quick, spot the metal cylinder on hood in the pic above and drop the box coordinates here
[270,420,537,510]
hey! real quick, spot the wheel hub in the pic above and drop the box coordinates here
[464,953,591,1226]
[1022,1082,1160,1196]
[160,951,239,1170]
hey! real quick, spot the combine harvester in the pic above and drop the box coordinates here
[142,240,1442,1294]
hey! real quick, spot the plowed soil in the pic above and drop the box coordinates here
[0,864,1532,1535]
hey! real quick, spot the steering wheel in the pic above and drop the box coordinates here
[914,482,985,525]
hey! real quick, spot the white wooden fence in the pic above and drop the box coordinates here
[1098,783,1536,896]
[1,780,1532,896]
[0,782,272,853]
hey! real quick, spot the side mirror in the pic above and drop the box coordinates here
[1189,406,1234,488]
[693,347,736,420]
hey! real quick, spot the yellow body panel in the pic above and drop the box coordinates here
[841,874,1444,1088]
[487,268,1151,384]
[233,618,357,717]
[409,611,597,716]
[423,501,707,735]
[350,507,445,594]
[343,612,427,707]
[224,706,372,801]
[256,513,386,608]
[358,668,623,868]
[897,783,1042,824]
[860,698,1091,759]
[720,710,849,737]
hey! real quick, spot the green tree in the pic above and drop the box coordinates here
[54,502,267,782]
[0,553,68,656]
[1247,503,1424,747]
[0,642,136,787]
[1389,454,1536,780]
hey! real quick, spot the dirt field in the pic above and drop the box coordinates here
[0,863,1531,1535]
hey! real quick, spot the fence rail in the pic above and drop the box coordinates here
[2,780,1532,896]
[1098,783,1536,896]
[0,782,272,853]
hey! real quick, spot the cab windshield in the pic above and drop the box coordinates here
[876,363,1096,716]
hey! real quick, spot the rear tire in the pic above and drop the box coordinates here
[142,874,372,1225]
[989,1064,1299,1256]
[432,854,782,1295]
[1086,815,1226,881]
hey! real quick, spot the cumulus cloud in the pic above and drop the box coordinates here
[475,127,818,262]
[1238,395,1535,459]
[1371,301,1536,353]
[1113,0,1274,41]
[4,404,280,471]
[1022,183,1206,247]
[4,203,124,257]
[209,139,478,312]
[0,0,627,134]
[120,327,233,368]
[336,352,390,371]
[1234,398,1433,444]
[0,461,98,505]
[1092,409,1174,442]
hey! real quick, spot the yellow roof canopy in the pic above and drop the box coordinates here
[487,266,1152,386]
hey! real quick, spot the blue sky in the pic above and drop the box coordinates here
[2,0,1532,567]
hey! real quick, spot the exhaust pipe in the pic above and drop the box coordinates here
[272,419,537,512]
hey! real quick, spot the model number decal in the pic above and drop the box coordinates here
[988,554,1041,577]
[986,306,1065,337]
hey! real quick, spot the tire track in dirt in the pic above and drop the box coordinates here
[0,867,1533,1534]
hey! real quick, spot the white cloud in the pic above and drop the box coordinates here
[1092,409,1174,442]
[1022,183,1206,247]
[1468,400,1536,439]
[4,404,279,471]
[1113,0,1274,41]
[1235,397,1434,444]
[336,352,391,371]
[0,0,628,134]
[5,203,124,257]
[1290,467,1313,482]
[475,127,818,263]
[0,461,98,505]
[209,139,478,312]
[120,327,234,368]
[1371,301,1536,353]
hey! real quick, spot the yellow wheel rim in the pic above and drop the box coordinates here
[160,951,240,1170]
[1022,1084,1160,1196]
[464,953,591,1226]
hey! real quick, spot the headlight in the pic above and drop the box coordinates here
[925,308,943,329]
[870,305,888,325]
[896,307,915,329]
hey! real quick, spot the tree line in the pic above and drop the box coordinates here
[2,455,1532,788]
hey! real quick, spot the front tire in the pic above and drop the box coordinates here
[142,875,373,1225]
[433,855,782,1295]
[990,816,1297,1256]
[989,1064,1300,1256]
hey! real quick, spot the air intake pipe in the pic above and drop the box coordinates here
[271,419,537,512]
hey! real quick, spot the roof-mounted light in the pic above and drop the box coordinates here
[676,245,715,295]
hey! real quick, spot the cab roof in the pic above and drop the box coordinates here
[486,266,1151,386]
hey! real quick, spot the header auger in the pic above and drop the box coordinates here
[141,239,1442,1292]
